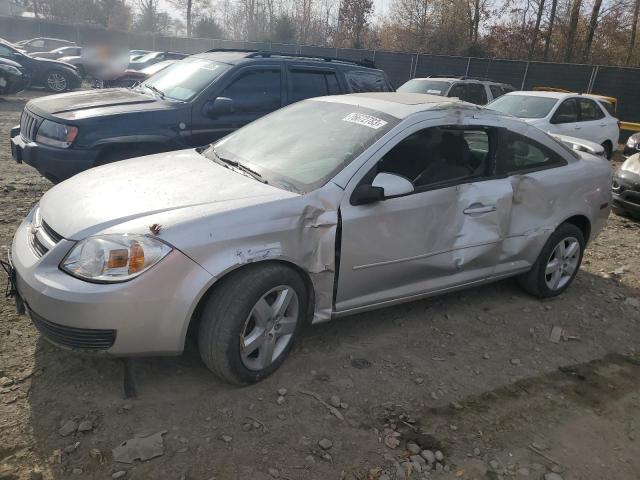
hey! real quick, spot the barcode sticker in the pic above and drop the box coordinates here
[343,112,387,129]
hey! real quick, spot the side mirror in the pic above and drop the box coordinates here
[372,172,414,197]
[350,172,414,206]
[205,96,234,117]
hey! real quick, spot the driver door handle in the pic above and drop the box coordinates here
[463,203,496,215]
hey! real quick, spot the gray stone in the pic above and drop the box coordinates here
[77,420,93,432]
[510,358,522,366]
[72,468,82,475]
[277,388,288,396]
[329,395,341,408]
[112,472,127,479]
[58,420,78,437]
[0,377,13,387]
[221,435,232,443]
[434,450,444,462]
[411,461,422,473]
[407,442,421,454]
[276,396,286,405]
[268,467,280,478]
[544,474,563,480]
[489,460,500,470]
[379,475,390,480]
[411,454,426,465]
[473,448,481,456]
[29,471,43,480]
[435,463,443,472]
[420,450,435,464]
[318,438,333,450]
[517,467,530,477]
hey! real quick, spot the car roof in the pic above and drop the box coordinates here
[314,92,482,118]
[193,49,379,70]
[504,90,575,100]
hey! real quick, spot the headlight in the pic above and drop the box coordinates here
[35,119,78,148]
[61,234,172,282]
[627,135,639,147]
[0,64,21,76]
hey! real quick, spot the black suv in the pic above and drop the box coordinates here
[10,50,393,183]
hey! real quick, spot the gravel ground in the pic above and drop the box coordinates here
[1,91,640,480]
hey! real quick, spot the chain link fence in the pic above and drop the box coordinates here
[2,15,639,131]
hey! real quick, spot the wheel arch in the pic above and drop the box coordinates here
[562,214,591,243]
[184,259,317,349]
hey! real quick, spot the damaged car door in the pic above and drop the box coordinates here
[335,121,514,313]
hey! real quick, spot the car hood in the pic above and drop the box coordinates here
[39,149,298,240]
[32,56,77,69]
[551,133,605,156]
[26,88,161,116]
[619,153,640,177]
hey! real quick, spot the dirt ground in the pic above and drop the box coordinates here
[1,91,639,480]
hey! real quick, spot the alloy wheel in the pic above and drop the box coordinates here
[544,236,580,291]
[240,285,299,371]
[47,72,67,92]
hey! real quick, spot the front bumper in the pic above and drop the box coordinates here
[10,212,213,356]
[10,126,99,183]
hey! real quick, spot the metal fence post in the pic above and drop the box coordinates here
[465,57,471,76]
[413,54,419,77]
[520,61,530,90]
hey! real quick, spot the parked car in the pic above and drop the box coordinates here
[5,93,611,384]
[56,55,86,77]
[14,37,75,53]
[129,49,152,62]
[31,46,82,60]
[612,153,640,218]
[624,132,640,158]
[0,39,81,92]
[397,76,515,105]
[487,91,620,159]
[0,57,29,95]
[128,51,188,70]
[99,59,177,88]
[10,50,393,183]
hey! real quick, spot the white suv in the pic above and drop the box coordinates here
[488,91,620,159]
[397,76,516,105]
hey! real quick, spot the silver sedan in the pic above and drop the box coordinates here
[9,93,612,384]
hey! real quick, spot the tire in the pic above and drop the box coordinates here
[198,263,308,385]
[517,223,585,298]
[45,70,70,92]
[601,141,612,160]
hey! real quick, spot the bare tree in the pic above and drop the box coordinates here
[528,0,546,59]
[564,0,583,62]
[582,0,603,62]
[627,0,640,65]
[542,0,557,60]
[338,0,374,48]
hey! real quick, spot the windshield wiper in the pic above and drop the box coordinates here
[143,83,165,99]
[210,148,267,184]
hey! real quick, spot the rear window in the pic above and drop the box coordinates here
[397,79,450,95]
[488,94,558,119]
[290,69,341,102]
[345,70,391,93]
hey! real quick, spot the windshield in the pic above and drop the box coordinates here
[488,94,558,119]
[397,79,451,95]
[133,52,159,63]
[205,100,399,193]
[141,58,227,101]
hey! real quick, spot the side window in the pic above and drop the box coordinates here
[30,39,45,48]
[489,85,504,99]
[552,98,579,123]
[0,45,13,58]
[448,84,486,104]
[579,98,605,121]
[345,70,390,93]
[289,70,339,102]
[378,126,492,190]
[447,83,467,100]
[598,100,615,115]
[497,130,567,174]
[222,69,281,113]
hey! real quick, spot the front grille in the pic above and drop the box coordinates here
[29,214,64,258]
[29,231,49,257]
[29,308,116,350]
[20,109,42,142]
[41,220,64,243]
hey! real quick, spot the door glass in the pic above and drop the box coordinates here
[552,98,579,123]
[490,85,504,99]
[31,40,45,48]
[468,84,488,104]
[221,69,281,113]
[290,70,336,102]
[447,84,467,100]
[497,130,566,173]
[0,45,13,58]
[579,98,605,121]
[345,70,390,92]
[379,126,491,189]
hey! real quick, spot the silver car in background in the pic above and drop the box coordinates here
[9,93,612,384]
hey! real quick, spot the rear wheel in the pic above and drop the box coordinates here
[517,223,585,298]
[45,70,70,92]
[198,264,308,385]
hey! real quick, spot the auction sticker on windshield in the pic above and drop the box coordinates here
[343,112,388,129]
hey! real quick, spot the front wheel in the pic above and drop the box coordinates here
[198,264,308,385]
[517,223,585,298]
[45,70,70,92]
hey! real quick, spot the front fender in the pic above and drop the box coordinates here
[90,134,182,150]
